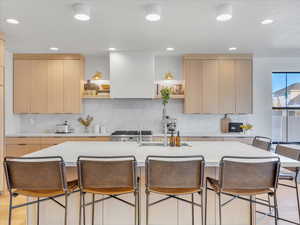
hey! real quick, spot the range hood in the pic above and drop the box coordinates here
[109,52,155,98]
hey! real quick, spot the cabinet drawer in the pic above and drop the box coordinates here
[5,137,41,145]
[5,144,42,157]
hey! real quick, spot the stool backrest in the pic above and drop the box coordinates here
[276,145,300,161]
[252,136,272,151]
[77,156,136,189]
[146,155,205,190]
[220,156,280,190]
[4,156,67,191]
[276,145,300,171]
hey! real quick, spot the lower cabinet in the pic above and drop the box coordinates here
[5,144,42,157]
[5,136,112,157]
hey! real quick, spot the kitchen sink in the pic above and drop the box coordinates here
[139,142,191,147]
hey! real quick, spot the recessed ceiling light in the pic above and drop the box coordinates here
[145,4,161,22]
[73,3,90,21]
[216,4,232,22]
[49,47,59,51]
[166,47,175,51]
[229,47,237,51]
[108,48,116,51]
[261,19,273,25]
[6,18,19,24]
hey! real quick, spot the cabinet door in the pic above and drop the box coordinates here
[184,60,203,113]
[0,66,3,86]
[202,60,218,113]
[235,59,252,113]
[48,60,64,113]
[31,60,48,113]
[218,60,236,113]
[0,87,3,191]
[5,144,42,157]
[63,60,81,113]
[14,60,32,113]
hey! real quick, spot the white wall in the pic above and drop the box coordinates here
[4,51,20,133]
[6,53,300,137]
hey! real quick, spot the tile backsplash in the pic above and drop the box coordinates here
[18,99,253,134]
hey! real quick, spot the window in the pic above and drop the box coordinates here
[272,72,300,143]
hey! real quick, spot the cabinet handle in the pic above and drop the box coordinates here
[18,144,27,146]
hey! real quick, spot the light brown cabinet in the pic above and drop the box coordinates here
[184,54,252,114]
[218,60,236,113]
[13,54,84,114]
[5,136,112,157]
[48,60,64,113]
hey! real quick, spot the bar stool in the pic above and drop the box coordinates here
[205,156,281,225]
[145,155,205,225]
[274,145,300,224]
[3,156,78,225]
[77,155,140,225]
[252,136,272,151]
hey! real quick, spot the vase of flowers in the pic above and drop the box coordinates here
[240,123,253,135]
[78,115,94,133]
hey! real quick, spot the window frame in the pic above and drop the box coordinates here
[272,72,300,144]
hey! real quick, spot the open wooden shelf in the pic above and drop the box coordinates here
[81,94,111,99]
[154,95,185,99]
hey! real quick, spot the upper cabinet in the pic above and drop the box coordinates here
[13,54,84,114]
[110,52,155,98]
[183,54,252,114]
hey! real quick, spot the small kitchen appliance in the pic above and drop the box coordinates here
[228,122,243,133]
[55,121,73,134]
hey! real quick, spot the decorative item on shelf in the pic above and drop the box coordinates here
[84,80,99,96]
[78,115,94,133]
[240,123,253,135]
[164,72,174,80]
[156,80,185,97]
[92,71,103,80]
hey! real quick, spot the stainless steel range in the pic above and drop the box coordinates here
[111,130,153,142]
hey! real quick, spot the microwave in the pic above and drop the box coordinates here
[229,122,243,133]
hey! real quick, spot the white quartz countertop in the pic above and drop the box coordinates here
[6,132,253,138]
[25,141,300,167]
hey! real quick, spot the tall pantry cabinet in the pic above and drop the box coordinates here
[0,33,5,192]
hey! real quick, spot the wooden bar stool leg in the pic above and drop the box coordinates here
[191,194,195,225]
[91,194,95,225]
[37,197,40,225]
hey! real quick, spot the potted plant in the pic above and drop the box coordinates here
[160,87,171,119]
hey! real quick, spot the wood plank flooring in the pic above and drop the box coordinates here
[0,181,299,225]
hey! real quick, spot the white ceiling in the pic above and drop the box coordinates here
[1,0,300,56]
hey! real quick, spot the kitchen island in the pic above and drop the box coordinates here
[24,141,300,225]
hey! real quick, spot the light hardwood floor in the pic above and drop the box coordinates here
[0,181,299,225]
